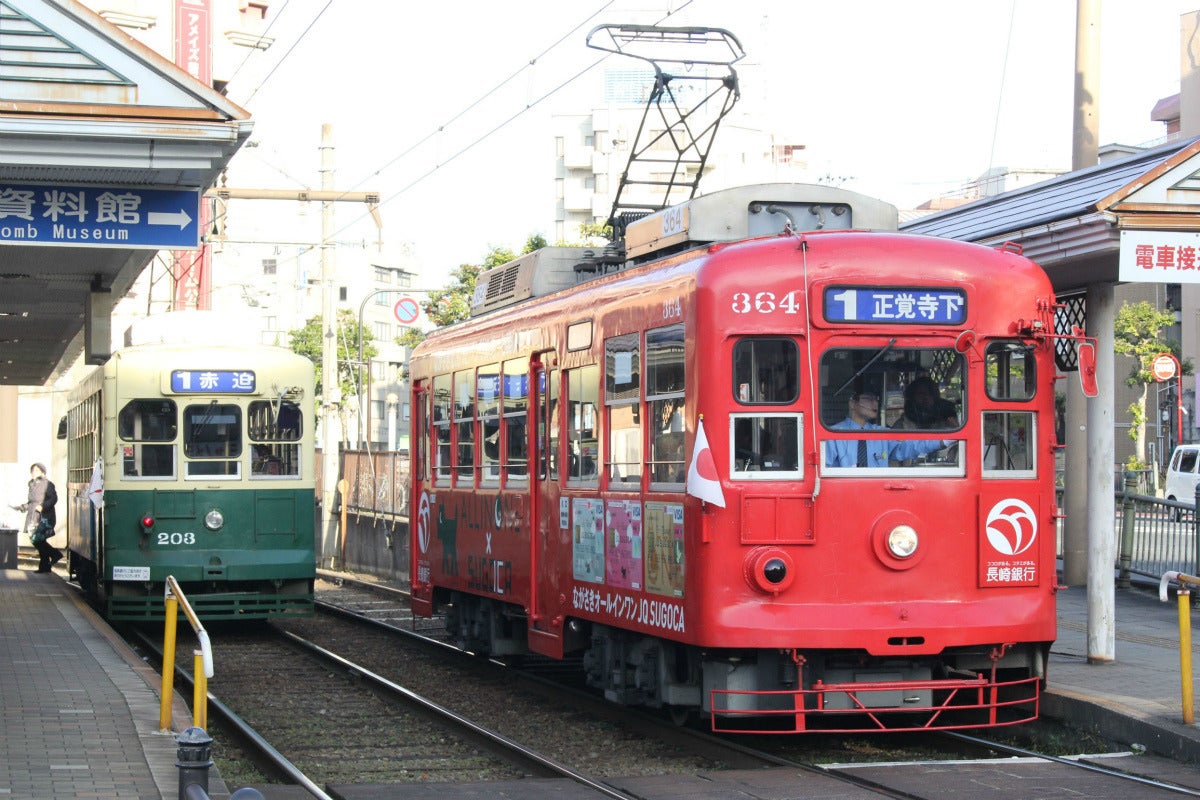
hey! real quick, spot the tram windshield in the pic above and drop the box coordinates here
[819,346,964,472]
[184,402,242,477]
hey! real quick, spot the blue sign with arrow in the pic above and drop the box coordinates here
[0,183,201,249]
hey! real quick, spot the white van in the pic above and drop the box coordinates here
[1166,445,1200,506]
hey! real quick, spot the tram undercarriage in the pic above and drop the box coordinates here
[440,591,1047,733]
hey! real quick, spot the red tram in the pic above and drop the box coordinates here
[408,183,1064,733]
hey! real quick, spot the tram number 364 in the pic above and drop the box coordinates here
[156,532,197,546]
[730,291,802,315]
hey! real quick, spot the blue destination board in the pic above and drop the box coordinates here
[0,183,201,249]
[171,370,256,394]
[823,286,966,325]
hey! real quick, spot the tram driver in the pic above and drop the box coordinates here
[825,392,951,468]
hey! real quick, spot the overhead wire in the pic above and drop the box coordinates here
[236,0,337,107]
[322,0,695,245]
[230,0,695,271]
[223,0,294,91]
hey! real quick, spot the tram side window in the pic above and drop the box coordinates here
[478,364,500,485]
[647,324,685,485]
[247,399,302,477]
[118,399,177,478]
[983,411,1035,475]
[544,369,559,480]
[432,375,452,484]
[453,370,475,486]
[567,365,599,484]
[606,333,642,490]
[985,341,1036,400]
[184,403,242,478]
[502,358,528,483]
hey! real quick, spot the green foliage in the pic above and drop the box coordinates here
[1113,300,1181,458]
[406,234,549,349]
[1113,300,1178,385]
[288,308,378,403]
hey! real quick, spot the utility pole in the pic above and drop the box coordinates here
[205,125,382,570]
[318,123,341,569]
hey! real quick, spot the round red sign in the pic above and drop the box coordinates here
[1152,353,1177,382]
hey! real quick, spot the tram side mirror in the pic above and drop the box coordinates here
[1077,338,1098,398]
[56,416,67,440]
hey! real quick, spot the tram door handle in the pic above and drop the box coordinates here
[882,482,914,491]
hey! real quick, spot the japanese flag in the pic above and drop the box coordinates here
[87,458,104,509]
[686,418,726,507]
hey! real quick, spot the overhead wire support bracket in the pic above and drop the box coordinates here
[586,24,745,240]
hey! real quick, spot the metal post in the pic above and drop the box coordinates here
[1118,470,1136,589]
[319,123,341,570]
[1179,589,1195,725]
[159,592,179,732]
[1195,482,1200,580]
[176,726,213,798]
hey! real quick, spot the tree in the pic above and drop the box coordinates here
[1112,300,1181,465]
[289,308,378,446]
[397,236,546,353]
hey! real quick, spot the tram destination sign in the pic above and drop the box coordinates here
[0,183,201,249]
[170,370,256,394]
[823,286,966,325]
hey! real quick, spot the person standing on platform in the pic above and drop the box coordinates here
[22,463,62,573]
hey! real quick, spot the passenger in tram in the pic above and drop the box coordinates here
[889,377,959,466]
[892,377,957,431]
[825,392,950,468]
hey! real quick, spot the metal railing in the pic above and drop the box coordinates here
[1057,475,1200,584]
[160,576,214,732]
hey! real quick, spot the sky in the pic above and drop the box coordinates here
[215,0,1200,287]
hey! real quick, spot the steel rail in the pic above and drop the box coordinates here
[128,628,334,800]
[943,731,1200,797]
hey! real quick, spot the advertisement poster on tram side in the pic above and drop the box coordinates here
[572,498,605,583]
[644,502,685,598]
[605,499,643,590]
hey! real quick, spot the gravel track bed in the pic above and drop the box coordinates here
[271,611,723,779]
[190,629,526,787]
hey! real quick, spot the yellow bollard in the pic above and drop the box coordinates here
[159,594,179,732]
[1179,589,1195,726]
[193,651,207,730]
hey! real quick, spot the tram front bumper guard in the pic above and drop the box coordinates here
[709,673,1040,734]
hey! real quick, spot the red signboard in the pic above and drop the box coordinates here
[174,0,211,85]
[172,0,211,310]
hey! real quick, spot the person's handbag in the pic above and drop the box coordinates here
[29,517,51,546]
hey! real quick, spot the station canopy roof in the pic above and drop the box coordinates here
[0,0,251,385]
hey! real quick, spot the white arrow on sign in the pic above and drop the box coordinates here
[147,209,193,229]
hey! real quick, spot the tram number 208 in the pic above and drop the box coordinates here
[156,531,197,546]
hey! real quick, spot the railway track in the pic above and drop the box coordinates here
[118,572,1200,799]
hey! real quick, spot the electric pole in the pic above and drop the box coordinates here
[206,124,381,569]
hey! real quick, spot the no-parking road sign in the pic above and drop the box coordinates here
[393,296,423,326]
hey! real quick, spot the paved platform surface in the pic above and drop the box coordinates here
[3,558,1200,799]
[0,564,227,800]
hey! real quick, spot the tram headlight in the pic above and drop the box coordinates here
[204,509,224,531]
[886,525,919,559]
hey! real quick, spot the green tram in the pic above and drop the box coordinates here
[61,341,316,621]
